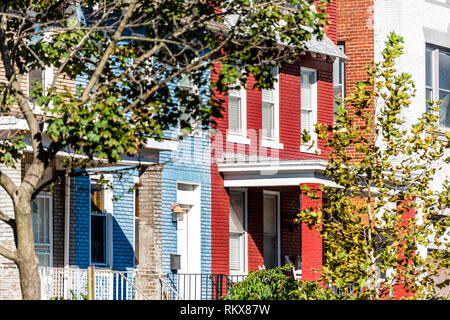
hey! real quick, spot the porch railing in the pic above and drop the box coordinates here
[161,273,247,300]
[39,266,136,300]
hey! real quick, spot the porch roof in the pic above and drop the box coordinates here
[217,159,340,188]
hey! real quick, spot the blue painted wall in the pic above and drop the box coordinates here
[160,70,212,278]
[71,167,138,271]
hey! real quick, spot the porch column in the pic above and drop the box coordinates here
[300,183,322,281]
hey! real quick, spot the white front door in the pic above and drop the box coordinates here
[177,183,201,299]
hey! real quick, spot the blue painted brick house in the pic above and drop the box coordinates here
[70,167,138,271]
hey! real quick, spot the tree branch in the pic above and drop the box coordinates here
[0,244,18,263]
[80,0,137,102]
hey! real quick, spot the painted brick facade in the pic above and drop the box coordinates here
[300,184,323,281]
[210,1,337,277]
[160,135,212,275]
[135,164,164,300]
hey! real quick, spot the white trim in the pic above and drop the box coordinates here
[176,181,202,274]
[227,84,249,144]
[229,188,248,276]
[261,139,284,149]
[226,134,251,145]
[89,174,114,267]
[218,159,328,173]
[33,194,53,267]
[261,67,282,148]
[64,175,71,266]
[427,45,450,130]
[300,67,319,153]
[263,190,281,268]
[223,176,339,188]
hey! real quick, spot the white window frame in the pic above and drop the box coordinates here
[426,45,450,130]
[229,188,248,276]
[32,193,53,267]
[89,174,114,267]
[300,67,320,154]
[333,44,346,124]
[177,74,202,138]
[261,67,284,150]
[227,84,251,145]
[263,190,281,269]
[133,176,140,269]
[28,64,53,115]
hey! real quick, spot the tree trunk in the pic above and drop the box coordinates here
[14,190,41,300]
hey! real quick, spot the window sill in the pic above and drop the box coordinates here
[261,139,284,150]
[300,145,321,155]
[227,134,251,145]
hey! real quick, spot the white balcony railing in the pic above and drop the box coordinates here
[39,266,136,300]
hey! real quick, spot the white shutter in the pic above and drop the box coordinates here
[229,191,245,273]
[262,88,275,139]
[229,233,241,271]
[262,89,274,103]
[301,109,312,136]
[228,96,242,134]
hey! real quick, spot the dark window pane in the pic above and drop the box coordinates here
[426,48,433,87]
[439,50,450,91]
[91,215,106,264]
[439,90,450,128]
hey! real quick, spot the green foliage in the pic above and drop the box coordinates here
[0,0,331,170]
[298,32,450,300]
[222,265,299,300]
[290,281,346,300]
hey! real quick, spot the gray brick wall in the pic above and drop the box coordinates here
[135,164,163,300]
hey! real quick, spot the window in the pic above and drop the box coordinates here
[229,190,246,274]
[263,192,280,269]
[333,44,346,124]
[426,45,450,129]
[32,195,52,267]
[261,67,282,149]
[228,87,244,135]
[178,74,201,137]
[300,68,318,153]
[90,179,112,266]
[28,69,45,101]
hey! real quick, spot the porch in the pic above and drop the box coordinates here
[39,266,137,300]
[160,273,247,300]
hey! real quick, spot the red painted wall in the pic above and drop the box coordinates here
[300,184,323,281]
[210,0,337,275]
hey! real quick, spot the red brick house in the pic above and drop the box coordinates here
[209,1,346,282]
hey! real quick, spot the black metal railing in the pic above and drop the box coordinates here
[162,273,247,300]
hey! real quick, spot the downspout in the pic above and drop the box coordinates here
[64,172,71,266]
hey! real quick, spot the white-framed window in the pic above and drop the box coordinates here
[300,68,319,153]
[32,194,53,267]
[261,67,283,149]
[263,191,280,269]
[90,176,113,266]
[178,74,202,137]
[426,45,450,129]
[227,84,250,145]
[28,66,53,113]
[229,189,247,275]
[333,44,346,124]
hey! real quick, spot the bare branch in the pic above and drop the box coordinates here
[80,0,137,102]
[0,244,18,263]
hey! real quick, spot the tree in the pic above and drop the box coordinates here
[298,32,450,299]
[0,0,331,299]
